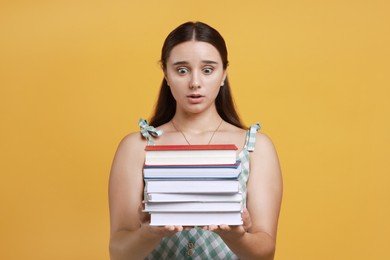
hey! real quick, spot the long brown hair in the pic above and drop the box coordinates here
[149,21,245,129]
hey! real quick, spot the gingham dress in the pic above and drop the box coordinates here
[140,120,261,260]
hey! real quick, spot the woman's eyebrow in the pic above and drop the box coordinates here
[202,60,218,64]
[172,60,218,66]
[172,61,189,66]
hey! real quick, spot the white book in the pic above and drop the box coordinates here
[146,192,243,202]
[145,180,240,193]
[145,144,238,165]
[144,201,242,212]
[150,212,243,226]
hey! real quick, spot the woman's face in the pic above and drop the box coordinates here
[164,41,227,115]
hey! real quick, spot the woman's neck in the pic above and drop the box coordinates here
[171,111,222,135]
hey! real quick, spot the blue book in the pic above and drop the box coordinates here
[143,161,241,179]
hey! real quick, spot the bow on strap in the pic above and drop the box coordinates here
[138,118,163,145]
[246,122,261,152]
[251,122,261,132]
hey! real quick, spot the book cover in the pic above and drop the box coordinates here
[145,180,240,193]
[143,161,241,179]
[144,201,242,212]
[146,192,243,202]
[145,144,238,165]
[144,160,240,169]
[145,144,238,151]
[150,212,243,226]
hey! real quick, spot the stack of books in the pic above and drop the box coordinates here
[143,144,243,226]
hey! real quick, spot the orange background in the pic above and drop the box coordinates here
[1,1,389,259]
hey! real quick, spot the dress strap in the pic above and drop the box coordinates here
[138,118,163,145]
[243,123,261,152]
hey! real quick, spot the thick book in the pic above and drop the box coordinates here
[143,161,241,179]
[150,212,243,226]
[145,144,238,165]
[144,201,242,212]
[145,180,240,193]
[145,192,243,202]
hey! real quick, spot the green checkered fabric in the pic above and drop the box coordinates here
[143,123,260,259]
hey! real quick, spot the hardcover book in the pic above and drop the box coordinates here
[150,212,243,226]
[145,192,243,202]
[145,179,240,193]
[145,144,238,165]
[144,201,242,212]
[143,161,241,179]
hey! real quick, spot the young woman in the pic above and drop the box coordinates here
[109,21,283,260]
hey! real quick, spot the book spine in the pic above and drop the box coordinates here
[145,144,238,151]
[146,192,243,202]
[144,202,242,212]
[145,157,236,166]
[145,180,240,193]
[150,212,243,226]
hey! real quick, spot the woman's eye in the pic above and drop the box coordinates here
[177,68,189,74]
[203,67,214,74]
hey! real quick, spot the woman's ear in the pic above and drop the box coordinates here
[164,74,169,86]
[221,71,227,86]
[161,62,169,85]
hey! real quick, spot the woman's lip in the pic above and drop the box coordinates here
[187,94,203,98]
[187,95,204,103]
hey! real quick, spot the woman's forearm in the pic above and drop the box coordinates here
[109,228,161,260]
[223,231,276,260]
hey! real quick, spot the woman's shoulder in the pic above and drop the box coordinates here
[121,131,145,142]
[109,132,147,178]
[116,132,147,154]
[252,132,279,159]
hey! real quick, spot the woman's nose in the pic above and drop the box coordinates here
[189,71,201,89]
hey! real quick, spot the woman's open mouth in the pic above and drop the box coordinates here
[187,94,204,103]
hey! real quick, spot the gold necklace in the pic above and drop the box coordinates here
[171,119,223,145]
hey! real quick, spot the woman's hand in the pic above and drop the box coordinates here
[139,204,184,238]
[205,208,252,240]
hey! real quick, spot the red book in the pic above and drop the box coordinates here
[145,144,238,151]
[145,144,238,165]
